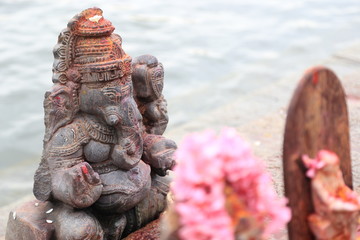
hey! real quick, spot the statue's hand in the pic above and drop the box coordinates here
[151,150,176,176]
[52,162,103,208]
[69,162,103,207]
[143,135,177,176]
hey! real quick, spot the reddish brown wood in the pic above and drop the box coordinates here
[283,66,352,240]
[123,218,160,240]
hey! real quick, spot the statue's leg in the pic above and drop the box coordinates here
[308,214,339,239]
[52,203,103,240]
[124,172,171,236]
[93,173,171,239]
[94,213,127,240]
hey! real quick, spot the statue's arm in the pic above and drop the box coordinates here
[45,127,103,208]
[142,133,177,176]
[312,179,358,212]
[311,180,332,206]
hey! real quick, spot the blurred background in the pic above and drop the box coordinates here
[0,0,360,206]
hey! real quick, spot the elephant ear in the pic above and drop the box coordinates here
[34,82,78,201]
[43,82,79,143]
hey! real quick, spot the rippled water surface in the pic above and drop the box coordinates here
[1,0,360,205]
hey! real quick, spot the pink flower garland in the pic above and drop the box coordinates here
[172,128,291,240]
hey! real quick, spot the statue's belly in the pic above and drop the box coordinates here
[84,140,111,163]
[84,138,142,171]
[93,160,151,213]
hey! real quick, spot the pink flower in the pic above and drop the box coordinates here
[302,150,338,178]
[171,128,291,240]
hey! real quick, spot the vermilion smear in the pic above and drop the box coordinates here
[312,71,319,85]
[81,165,89,174]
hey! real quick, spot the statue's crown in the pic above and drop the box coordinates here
[69,7,115,37]
[52,7,132,84]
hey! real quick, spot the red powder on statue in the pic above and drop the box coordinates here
[81,165,89,174]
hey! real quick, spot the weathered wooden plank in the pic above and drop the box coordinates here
[283,66,351,240]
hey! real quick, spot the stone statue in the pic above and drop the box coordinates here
[6,7,176,240]
[302,150,360,240]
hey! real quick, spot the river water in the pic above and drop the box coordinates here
[0,0,360,206]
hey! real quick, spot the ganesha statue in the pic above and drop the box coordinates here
[302,150,360,240]
[6,7,176,240]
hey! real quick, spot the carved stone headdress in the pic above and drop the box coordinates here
[52,7,132,84]
[44,7,132,143]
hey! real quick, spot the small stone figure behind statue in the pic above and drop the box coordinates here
[6,7,177,240]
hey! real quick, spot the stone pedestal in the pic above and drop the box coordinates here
[5,200,54,240]
[5,199,165,240]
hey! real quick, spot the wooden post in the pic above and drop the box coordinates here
[283,66,352,240]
